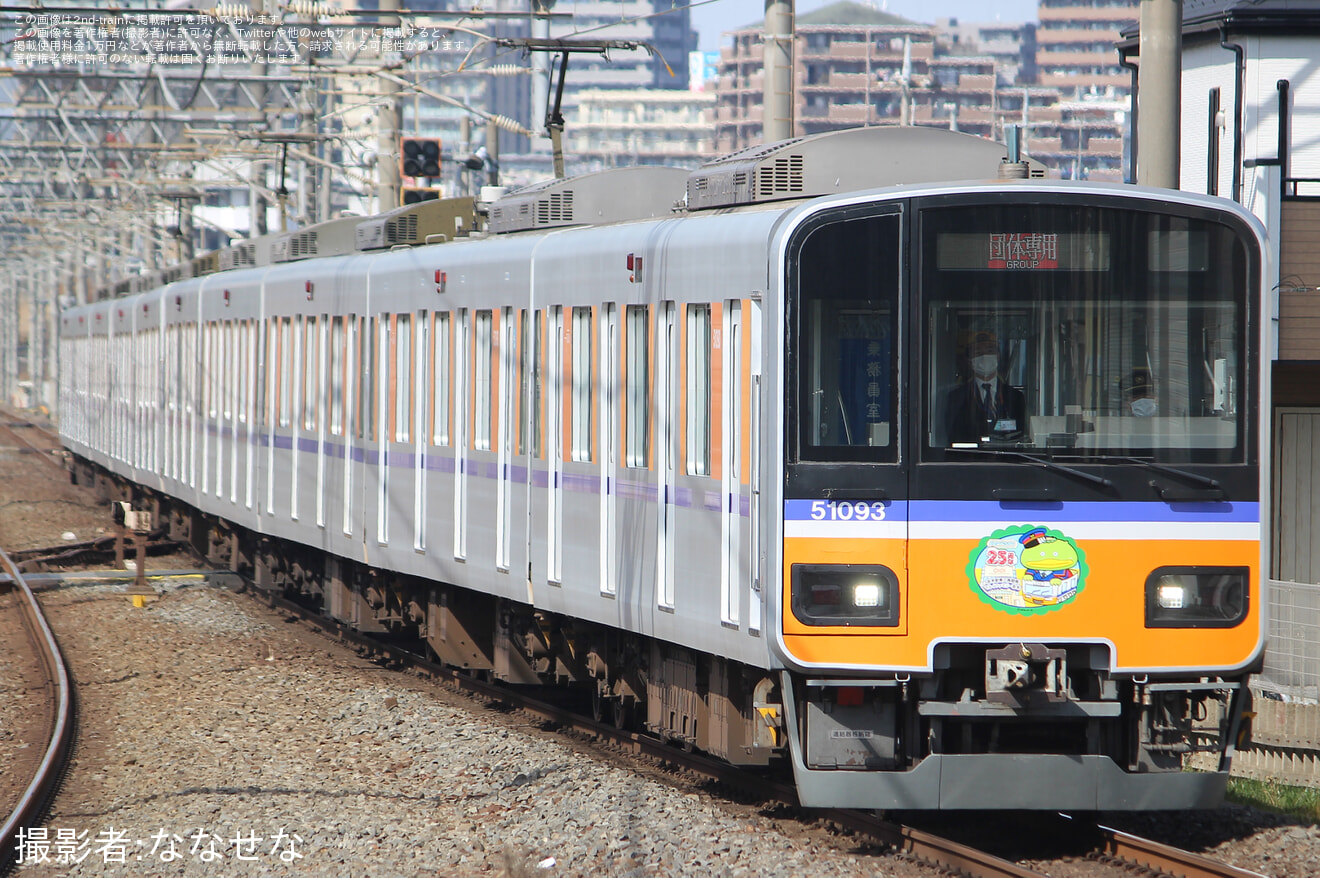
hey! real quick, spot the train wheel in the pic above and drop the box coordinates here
[612,696,632,731]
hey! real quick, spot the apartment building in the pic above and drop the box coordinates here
[936,17,1038,86]
[713,3,1055,157]
[715,3,1004,151]
[564,88,716,171]
[712,1,1130,180]
[1036,0,1138,98]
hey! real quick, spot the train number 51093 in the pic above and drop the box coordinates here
[809,500,887,521]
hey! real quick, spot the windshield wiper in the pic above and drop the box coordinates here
[1052,454,1226,500]
[944,447,1114,490]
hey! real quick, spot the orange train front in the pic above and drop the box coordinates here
[770,185,1266,810]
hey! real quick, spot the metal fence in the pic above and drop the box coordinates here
[1259,579,1320,704]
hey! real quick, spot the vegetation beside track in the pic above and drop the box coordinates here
[1227,777,1320,822]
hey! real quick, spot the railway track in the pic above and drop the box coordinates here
[260,586,1267,878]
[1086,819,1269,878]
[0,545,74,871]
[11,531,187,573]
[0,412,66,472]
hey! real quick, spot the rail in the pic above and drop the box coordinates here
[261,586,1044,878]
[1092,820,1268,878]
[0,415,66,472]
[0,546,73,869]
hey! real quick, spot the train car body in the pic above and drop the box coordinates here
[59,127,1269,810]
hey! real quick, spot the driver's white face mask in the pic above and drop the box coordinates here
[971,354,998,378]
[1130,397,1158,417]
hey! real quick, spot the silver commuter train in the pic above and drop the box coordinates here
[59,126,1269,810]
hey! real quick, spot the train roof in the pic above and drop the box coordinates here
[685,126,1042,211]
[89,126,1047,300]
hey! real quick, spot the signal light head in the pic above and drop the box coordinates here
[401,137,442,178]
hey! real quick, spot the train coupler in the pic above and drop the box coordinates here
[985,643,1070,705]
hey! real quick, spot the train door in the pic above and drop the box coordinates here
[245,318,259,513]
[429,311,453,555]
[222,319,234,502]
[547,306,564,585]
[228,319,240,505]
[187,317,199,493]
[314,314,328,527]
[414,310,429,552]
[517,308,541,597]
[262,318,272,515]
[657,301,677,611]
[497,306,515,572]
[721,300,743,627]
[394,312,414,548]
[291,314,306,521]
[200,322,211,492]
[749,298,763,633]
[600,303,619,596]
[340,315,359,537]
[454,309,470,561]
[375,313,390,544]
[165,321,177,483]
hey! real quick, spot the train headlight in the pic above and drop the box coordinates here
[1156,581,1186,610]
[853,582,882,607]
[791,564,899,627]
[1145,567,1249,628]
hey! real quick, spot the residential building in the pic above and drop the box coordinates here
[715,3,1003,152]
[935,17,1038,86]
[1035,0,1138,98]
[564,89,716,171]
[712,1,1125,179]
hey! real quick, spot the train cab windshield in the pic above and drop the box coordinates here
[920,201,1254,464]
[792,210,901,462]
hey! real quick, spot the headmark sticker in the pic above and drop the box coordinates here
[967,525,1086,615]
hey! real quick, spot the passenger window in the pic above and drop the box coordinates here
[395,313,412,442]
[330,317,344,435]
[571,307,593,462]
[433,312,450,446]
[625,305,650,468]
[685,304,712,475]
[279,318,293,428]
[475,310,493,451]
[304,316,318,432]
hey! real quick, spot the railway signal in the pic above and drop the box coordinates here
[401,137,442,179]
[402,188,440,205]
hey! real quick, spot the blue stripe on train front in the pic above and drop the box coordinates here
[783,499,1261,541]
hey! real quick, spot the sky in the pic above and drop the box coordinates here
[690,0,1041,51]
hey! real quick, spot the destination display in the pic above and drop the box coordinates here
[936,231,1110,271]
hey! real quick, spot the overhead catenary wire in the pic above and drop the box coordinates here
[0,0,717,285]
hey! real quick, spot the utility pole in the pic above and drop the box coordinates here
[1136,0,1181,189]
[486,119,501,186]
[762,0,793,143]
[530,0,554,155]
[251,0,271,236]
[377,0,403,213]
[0,273,14,406]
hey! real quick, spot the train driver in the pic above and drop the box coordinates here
[944,331,1028,444]
[1126,367,1158,417]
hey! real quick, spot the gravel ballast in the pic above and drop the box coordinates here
[17,579,936,876]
